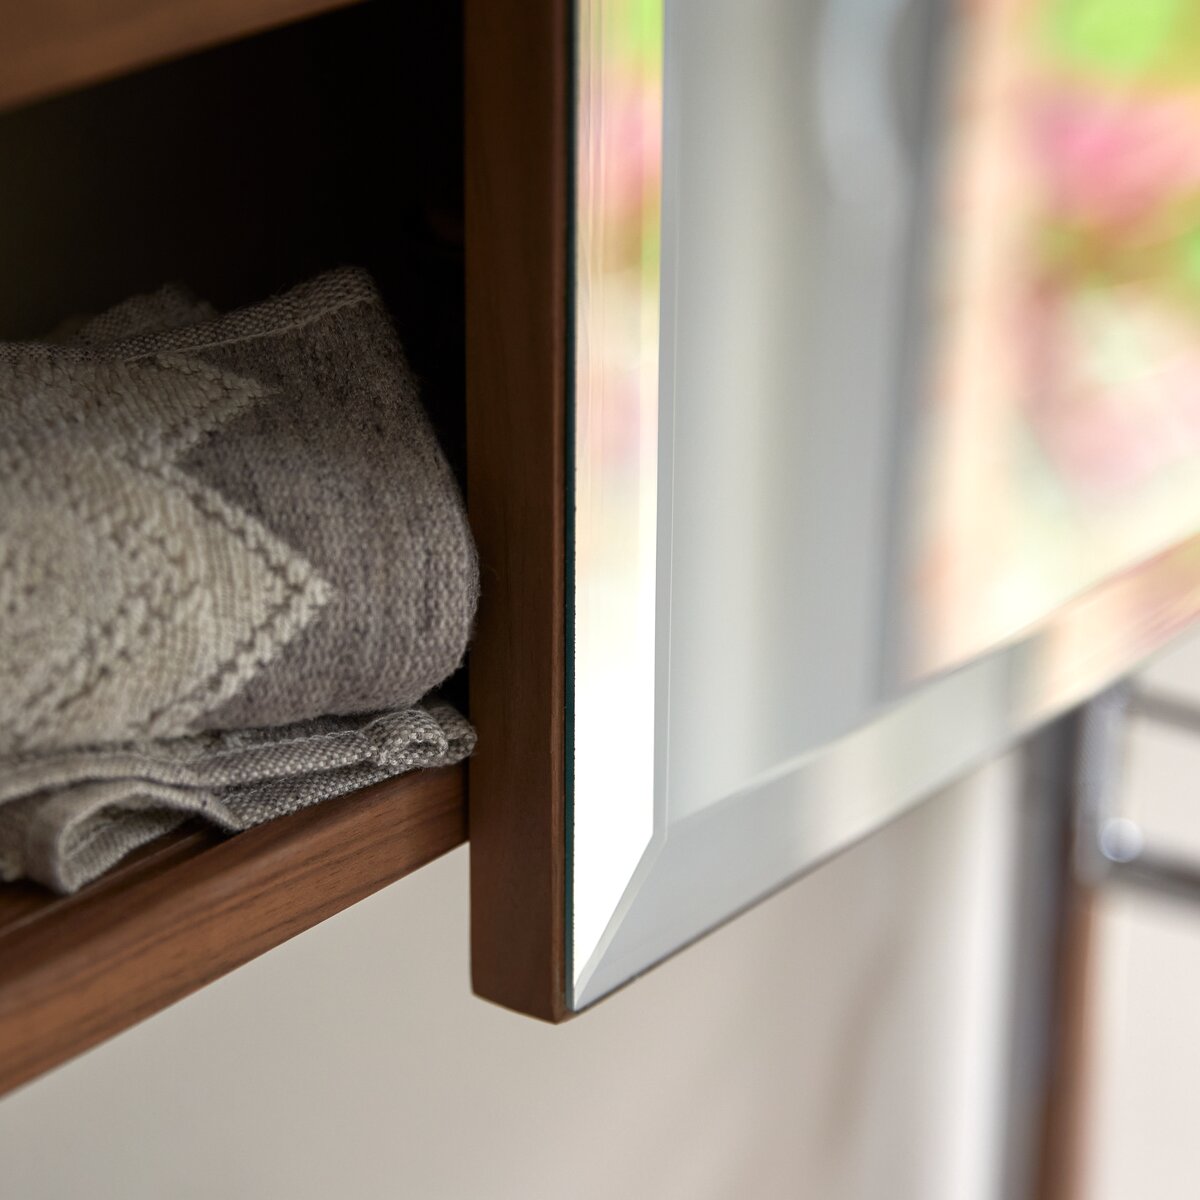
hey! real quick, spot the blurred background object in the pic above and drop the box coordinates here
[1049,631,1200,1199]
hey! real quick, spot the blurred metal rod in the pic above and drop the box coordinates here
[1103,841,1200,908]
[1081,687,1200,908]
[1128,689,1200,738]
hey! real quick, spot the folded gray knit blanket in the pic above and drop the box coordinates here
[0,270,477,891]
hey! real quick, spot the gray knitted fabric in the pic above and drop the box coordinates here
[0,271,477,891]
[0,268,478,753]
[46,283,218,346]
[0,699,474,892]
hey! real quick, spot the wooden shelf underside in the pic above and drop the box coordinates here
[1,0,362,114]
[0,763,465,1098]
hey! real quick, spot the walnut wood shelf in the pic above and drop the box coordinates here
[1,0,363,113]
[0,763,465,1098]
[466,0,571,1024]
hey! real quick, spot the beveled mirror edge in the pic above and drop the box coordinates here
[569,0,666,998]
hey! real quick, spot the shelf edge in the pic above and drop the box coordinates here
[0,761,466,1098]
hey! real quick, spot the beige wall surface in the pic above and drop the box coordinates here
[0,759,1019,1200]
[1077,631,1200,1200]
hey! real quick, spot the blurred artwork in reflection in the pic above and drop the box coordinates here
[907,0,1200,698]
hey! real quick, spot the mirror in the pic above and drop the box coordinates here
[569,0,1200,1007]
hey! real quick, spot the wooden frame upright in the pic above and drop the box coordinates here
[465,0,572,1021]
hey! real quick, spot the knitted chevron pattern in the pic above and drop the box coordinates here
[0,353,332,755]
[0,272,477,891]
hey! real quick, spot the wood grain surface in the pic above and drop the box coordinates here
[465,0,571,1021]
[0,763,465,1098]
[0,0,362,113]
[1035,884,1100,1200]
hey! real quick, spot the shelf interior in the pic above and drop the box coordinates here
[0,0,471,1092]
[0,0,466,486]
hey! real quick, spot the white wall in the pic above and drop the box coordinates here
[1077,631,1200,1199]
[0,758,1020,1200]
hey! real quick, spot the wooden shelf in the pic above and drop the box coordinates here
[0,763,465,1098]
[0,0,470,1097]
[1,0,362,113]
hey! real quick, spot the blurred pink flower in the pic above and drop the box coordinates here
[598,71,662,217]
[1031,86,1200,226]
